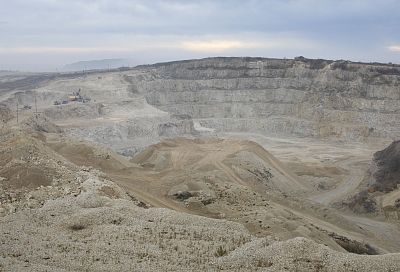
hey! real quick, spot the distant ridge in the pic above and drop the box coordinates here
[63,58,133,71]
[137,56,400,69]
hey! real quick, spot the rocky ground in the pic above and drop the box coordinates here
[2,188,400,271]
[345,140,400,215]
[0,124,399,271]
[1,58,400,271]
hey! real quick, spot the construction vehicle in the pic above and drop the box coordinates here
[68,89,90,103]
[53,89,91,106]
[69,89,82,102]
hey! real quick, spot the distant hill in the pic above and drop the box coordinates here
[62,58,133,71]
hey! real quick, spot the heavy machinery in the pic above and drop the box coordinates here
[53,89,91,106]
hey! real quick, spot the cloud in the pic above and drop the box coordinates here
[180,35,317,53]
[0,34,317,55]
[181,40,256,52]
[0,47,132,54]
[389,45,400,52]
[0,42,173,55]
[1,0,399,70]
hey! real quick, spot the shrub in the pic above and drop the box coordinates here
[214,246,227,257]
[69,223,86,231]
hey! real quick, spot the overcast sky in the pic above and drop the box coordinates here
[0,0,399,71]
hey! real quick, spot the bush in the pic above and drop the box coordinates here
[69,223,86,231]
[214,246,227,257]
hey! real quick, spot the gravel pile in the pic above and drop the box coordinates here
[1,176,399,271]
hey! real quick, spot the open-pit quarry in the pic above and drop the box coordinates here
[1,57,400,271]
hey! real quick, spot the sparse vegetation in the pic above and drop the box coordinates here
[257,259,273,267]
[214,245,228,257]
[69,223,86,231]
[1,57,400,271]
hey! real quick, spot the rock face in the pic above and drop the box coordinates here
[0,130,399,270]
[372,140,400,192]
[2,57,400,152]
[131,57,400,141]
[346,141,400,213]
[2,59,400,271]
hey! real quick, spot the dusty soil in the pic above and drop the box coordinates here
[0,118,399,271]
[2,185,399,272]
[1,61,400,271]
[43,134,400,254]
[0,127,399,271]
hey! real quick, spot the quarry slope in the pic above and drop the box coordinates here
[1,126,400,271]
[2,193,400,272]
[1,57,400,154]
[1,58,400,270]
[138,57,400,142]
[46,134,400,254]
[346,140,400,215]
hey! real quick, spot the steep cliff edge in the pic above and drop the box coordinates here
[346,141,400,213]
[2,57,399,148]
[2,59,400,270]
[373,141,400,192]
[131,57,400,141]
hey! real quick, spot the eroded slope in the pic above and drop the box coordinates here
[136,58,400,142]
[346,140,400,215]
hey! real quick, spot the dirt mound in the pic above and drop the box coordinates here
[0,165,53,190]
[1,185,399,272]
[0,128,81,214]
[132,137,308,195]
[128,138,311,222]
[0,127,399,270]
[49,141,130,172]
[2,60,400,270]
[48,136,400,252]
